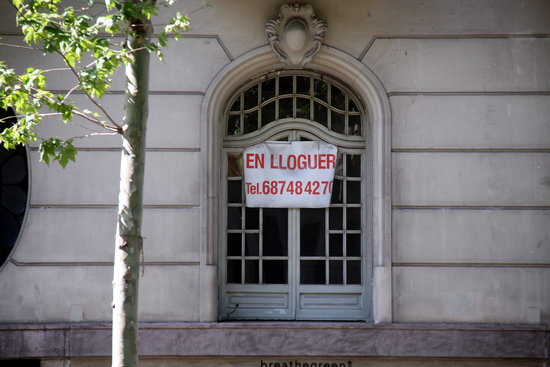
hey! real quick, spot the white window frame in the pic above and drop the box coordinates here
[200,46,392,323]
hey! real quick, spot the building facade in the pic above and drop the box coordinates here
[1,0,549,366]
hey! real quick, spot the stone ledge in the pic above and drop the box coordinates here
[0,322,548,359]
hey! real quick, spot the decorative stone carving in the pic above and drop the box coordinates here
[266,4,327,67]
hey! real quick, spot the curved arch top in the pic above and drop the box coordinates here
[200,45,392,323]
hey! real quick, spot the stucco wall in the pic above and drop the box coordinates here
[0,0,549,326]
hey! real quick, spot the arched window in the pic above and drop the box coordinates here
[219,71,370,320]
[0,108,29,269]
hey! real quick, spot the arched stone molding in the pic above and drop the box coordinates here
[200,46,392,323]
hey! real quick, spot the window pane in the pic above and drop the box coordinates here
[346,180,361,204]
[245,260,259,284]
[300,208,325,256]
[348,99,359,112]
[261,78,276,102]
[227,153,243,177]
[296,97,310,119]
[227,207,242,229]
[243,111,258,134]
[263,208,288,256]
[229,98,240,111]
[331,179,343,204]
[261,102,276,127]
[329,207,342,230]
[227,180,242,203]
[347,234,361,257]
[349,114,361,136]
[329,234,343,256]
[279,76,293,95]
[278,97,293,119]
[227,260,241,283]
[245,207,259,229]
[296,76,310,95]
[227,114,240,136]
[300,260,325,284]
[314,80,328,101]
[263,260,288,284]
[243,84,258,110]
[331,110,345,134]
[331,86,345,110]
[313,102,328,128]
[346,154,361,177]
[347,260,361,284]
[227,233,241,256]
[346,207,361,230]
[329,260,344,284]
[245,233,259,256]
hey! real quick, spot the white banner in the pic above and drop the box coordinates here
[243,141,337,208]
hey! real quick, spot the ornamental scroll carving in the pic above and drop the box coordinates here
[265,4,327,67]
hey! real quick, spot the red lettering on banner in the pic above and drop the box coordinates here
[266,153,337,170]
[245,153,264,169]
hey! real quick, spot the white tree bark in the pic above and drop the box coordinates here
[112,16,152,367]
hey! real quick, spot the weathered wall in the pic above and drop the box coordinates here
[0,0,549,327]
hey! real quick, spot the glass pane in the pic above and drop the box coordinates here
[279,76,293,95]
[331,179,343,204]
[230,98,240,112]
[243,111,258,134]
[347,260,361,284]
[227,180,242,203]
[296,97,310,119]
[227,233,241,256]
[245,233,259,256]
[331,86,345,110]
[227,207,242,229]
[349,114,361,136]
[346,155,361,177]
[227,153,243,177]
[263,260,288,284]
[329,207,343,230]
[244,84,259,110]
[331,110,345,134]
[278,97,293,119]
[329,260,344,284]
[296,76,310,95]
[300,208,325,256]
[227,114,240,136]
[348,98,359,112]
[263,208,288,256]
[245,207,259,229]
[227,260,241,283]
[346,207,361,230]
[261,102,276,127]
[300,260,325,284]
[261,78,276,102]
[347,234,361,256]
[329,234,343,256]
[346,180,361,204]
[313,102,327,128]
[245,260,259,284]
[314,80,328,101]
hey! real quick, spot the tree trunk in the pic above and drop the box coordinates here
[112,16,152,367]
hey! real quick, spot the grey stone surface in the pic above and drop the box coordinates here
[392,152,550,206]
[0,323,547,360]
[364,38,550,92]
[31,94,203,149]
[12,207,200,263]
[393,267,550,323]
[29,150,200,206]
[393,209,550,264]
[391,95,550,149]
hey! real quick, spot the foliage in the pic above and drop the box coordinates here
[0,0,191,167]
